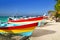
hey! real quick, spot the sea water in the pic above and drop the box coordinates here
[0,16,9,22]
[0,16,30,22]
[0,16,21,22]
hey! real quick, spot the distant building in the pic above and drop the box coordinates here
[48,11,56,20]
[48,11,56,17]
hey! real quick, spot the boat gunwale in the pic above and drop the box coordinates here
[0,22,38,30]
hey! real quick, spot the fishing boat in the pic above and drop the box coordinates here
[8,13,48,26]
[8,16,45,27]
[0,16,44,37]
[0,22,38,36]
[8,16,44,24]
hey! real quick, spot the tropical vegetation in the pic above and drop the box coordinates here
[55,0,60,18]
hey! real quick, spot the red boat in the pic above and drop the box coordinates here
[8,16,43,23]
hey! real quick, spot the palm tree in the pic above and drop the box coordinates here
[55,0,60,22]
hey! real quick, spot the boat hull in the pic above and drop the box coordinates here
[0,23,38,36]
[8,16,43,22]
[8,16,44,27]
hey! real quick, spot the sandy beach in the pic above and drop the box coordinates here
[30,22,60,40]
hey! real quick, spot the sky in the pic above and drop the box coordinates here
[0,0,56,16]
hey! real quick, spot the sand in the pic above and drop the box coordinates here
[31,22,60,40]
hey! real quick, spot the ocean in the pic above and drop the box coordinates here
[0,16,8,22]
[0,16,21,22]
[0,16,35,22]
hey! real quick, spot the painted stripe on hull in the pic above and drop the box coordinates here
[0,31,33,36]
[0,26,35,33]
[20,31,33,36]
[0,23,38,30]
[8,20,43,25]
[9,17,43,22]
[0,23,37,33]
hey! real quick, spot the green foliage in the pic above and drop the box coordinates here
[55,1,60,11]
[55,0,60,17]
[55,14,60,18]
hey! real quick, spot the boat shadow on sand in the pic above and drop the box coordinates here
[32,29,56,37]
[44,23,56,27]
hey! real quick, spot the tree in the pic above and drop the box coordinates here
[55,0,60,15]
[55,0,60,22]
